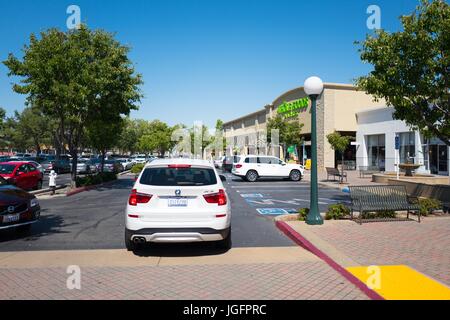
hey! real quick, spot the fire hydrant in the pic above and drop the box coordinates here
[49,170,58,195]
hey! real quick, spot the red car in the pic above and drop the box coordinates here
[0,161,43,191]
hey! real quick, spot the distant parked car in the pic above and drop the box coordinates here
[214,156,225,169]
[41,158,72,174]
[232,155,304,182]
[222,156,241,172]
[118,158,135,171]
[0,175,40,233]
[76,159,97,174]
[12,153,32,159]
[132,155,148,164]
[24,161,46,176]
[93,159,122,173]
[0,161,44,190]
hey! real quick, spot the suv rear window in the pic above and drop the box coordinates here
[140,167,217,186]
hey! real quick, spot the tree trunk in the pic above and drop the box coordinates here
[101,150,106,173]
[69,149,78,189]
[341,153,345,184]
[34,138,41,155]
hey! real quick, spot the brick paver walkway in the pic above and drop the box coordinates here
[303,218,450,286]
[0,261,368,300]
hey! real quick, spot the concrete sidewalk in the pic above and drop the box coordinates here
[303,169,380,191]
[0,247,369,300]
[284,217,450,287]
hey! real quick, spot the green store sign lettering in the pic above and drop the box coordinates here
[277,97,309,118]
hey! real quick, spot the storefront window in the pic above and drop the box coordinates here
[366,134,385,170]
[399,132,415,164]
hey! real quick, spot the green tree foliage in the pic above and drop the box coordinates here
[3,25,143,186]
[116,118,139,154]
[326,132,354,183]
[14,107,52,154]
[356,0,450,146]
[267,115,304,159]
[87,118,125,172]
[137,120,172,156]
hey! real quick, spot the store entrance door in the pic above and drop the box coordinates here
[429,145,448,175]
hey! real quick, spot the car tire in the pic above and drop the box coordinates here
[289,170,302,181]
[16,224,32,233]
[125,229,135,251]
[216,229,232,250]
[36,180,43,190]
[245,170,258,182]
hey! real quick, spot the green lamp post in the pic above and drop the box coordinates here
[304,76,324,225]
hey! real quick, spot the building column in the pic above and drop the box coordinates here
[415,132,427,174]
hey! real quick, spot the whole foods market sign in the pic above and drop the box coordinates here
[277,97,309,118]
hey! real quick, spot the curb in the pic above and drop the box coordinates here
[66,179,118,197]
[30,185,67,195]
[275,220,384,300]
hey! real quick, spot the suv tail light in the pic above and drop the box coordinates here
[235,164,242,169]
[203,189,227,206]
[128,189,152,206]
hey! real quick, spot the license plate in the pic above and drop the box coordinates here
[168,198,188,207]
[3,213,20,223]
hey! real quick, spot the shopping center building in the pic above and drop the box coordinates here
[356,107,449,176]
[222,83,386,170]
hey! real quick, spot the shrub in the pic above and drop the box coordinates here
[325,204,350,220]
[419,198,442,216]
[298,208,309,221]
[375,210,396,218]
[76,172,117,187]
[131,163,145,174]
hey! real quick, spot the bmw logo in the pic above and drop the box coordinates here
[7,206,15,214]
[175,189,181,196]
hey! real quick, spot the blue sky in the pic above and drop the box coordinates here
[0,0,419,128]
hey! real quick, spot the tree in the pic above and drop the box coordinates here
[356,0,450,146]
[137,120,172,157]
[3,25,143,187]
[117,118,139,154]
[14,107,52,154]
[267,115,304,159]
[87,117,124,172]
[326,132,354,183]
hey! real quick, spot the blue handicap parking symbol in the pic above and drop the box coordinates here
[256,208,289,215]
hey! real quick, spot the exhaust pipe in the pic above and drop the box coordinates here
[133,237,146,244]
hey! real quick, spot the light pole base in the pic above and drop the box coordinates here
[306,212,324,225]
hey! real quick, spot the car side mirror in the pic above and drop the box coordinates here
[219,175,227,182]
[16,171,24,176]
[281,162,287,166]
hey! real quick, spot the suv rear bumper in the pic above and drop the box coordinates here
[126,227,230,243]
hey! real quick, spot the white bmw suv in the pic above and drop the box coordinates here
[125,158,231,251]
[232,155,304,182]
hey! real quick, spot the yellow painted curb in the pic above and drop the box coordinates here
[347,265,450,300]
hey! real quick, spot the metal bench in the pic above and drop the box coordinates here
[348,185,421,224]
[326,167,347,182]
[358,166,381,178]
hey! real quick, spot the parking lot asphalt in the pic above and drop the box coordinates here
[0,171,350,252]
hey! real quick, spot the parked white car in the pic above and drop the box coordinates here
[132,155,148,164]
[119,158,135,171]
[232,155,304,182]
[214,156,225,169]
[125,158,231,251]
